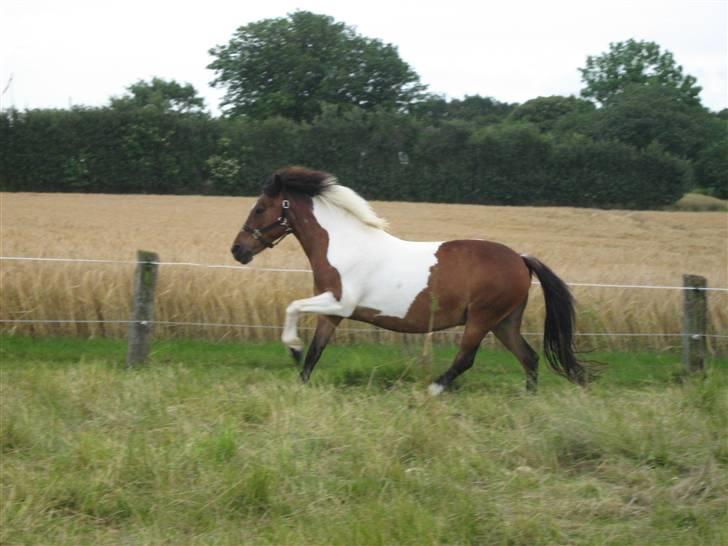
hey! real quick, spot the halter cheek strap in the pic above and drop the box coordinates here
[242,199,293,248]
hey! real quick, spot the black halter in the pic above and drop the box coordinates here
[242,199,293,248]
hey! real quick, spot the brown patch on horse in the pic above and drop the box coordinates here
[287,194,343,300]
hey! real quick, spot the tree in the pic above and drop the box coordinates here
[694,138,728,198]
[208,11,426,121]
[579,39,702,106]
[594,84,721,160]
[508,96,595,132]
[445,95,514,125]
[411,94,513,126]
[110,78,205,113]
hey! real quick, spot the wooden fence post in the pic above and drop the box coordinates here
[682,274,707,374]
[127,250,159,367]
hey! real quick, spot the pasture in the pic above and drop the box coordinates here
[2,335,727,545]
[1,192,726,350]
[1,191,727,544]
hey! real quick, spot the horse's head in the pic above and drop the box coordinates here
[231,173,293,264]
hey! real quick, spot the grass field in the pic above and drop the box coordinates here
[2,335,727,545]
[1,191,726,351]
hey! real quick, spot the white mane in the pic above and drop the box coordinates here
[315,178,389,231]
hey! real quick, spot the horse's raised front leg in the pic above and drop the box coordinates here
[281,291,349,357]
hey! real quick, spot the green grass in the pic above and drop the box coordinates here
[1,335,727,545]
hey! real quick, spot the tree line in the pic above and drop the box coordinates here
[1,12,726,207]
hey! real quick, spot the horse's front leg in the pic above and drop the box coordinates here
[300,315,341,383]
[281,291,350,361]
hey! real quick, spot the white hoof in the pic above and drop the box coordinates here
[282,335,304,352]
[427,383,444,396]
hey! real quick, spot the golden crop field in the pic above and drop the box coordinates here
[1,192,726,351]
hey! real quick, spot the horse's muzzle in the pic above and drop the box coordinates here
[231,244,253,264]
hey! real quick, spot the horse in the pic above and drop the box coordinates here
[231,166,593,394]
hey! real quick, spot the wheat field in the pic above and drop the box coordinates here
[1,192,726,351]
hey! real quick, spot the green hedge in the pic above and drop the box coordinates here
[0,108,218,194]
[0,106,693,209]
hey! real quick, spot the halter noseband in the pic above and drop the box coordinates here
[242,199,293,248]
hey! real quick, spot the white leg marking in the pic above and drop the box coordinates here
[428,383,445,396]
[281,305,304,351]
[281,291,350,351]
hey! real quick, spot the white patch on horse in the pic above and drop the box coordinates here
[312,193,441,319]
[428,383,444,396]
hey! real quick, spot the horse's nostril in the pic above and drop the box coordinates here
[231,245,240,256]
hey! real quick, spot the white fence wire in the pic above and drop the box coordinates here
[3,255,727,291]
[1,255,727,341]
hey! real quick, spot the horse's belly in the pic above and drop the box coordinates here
[350,302,465,333]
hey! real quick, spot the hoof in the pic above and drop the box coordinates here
[427,383,445,396]
[282,336,304,352]
[288,347,303,365]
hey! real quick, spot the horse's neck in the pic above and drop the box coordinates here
[298,200,398,267]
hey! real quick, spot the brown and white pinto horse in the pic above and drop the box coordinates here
[231,167,592,394]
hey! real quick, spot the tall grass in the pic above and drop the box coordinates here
[1,336,727,545]
[1,192,726,350]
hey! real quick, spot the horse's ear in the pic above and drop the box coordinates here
[263,173,283,197]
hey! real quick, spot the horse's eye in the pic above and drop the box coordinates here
[255,207,264,214]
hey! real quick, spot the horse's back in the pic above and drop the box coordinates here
[434,239,531,288]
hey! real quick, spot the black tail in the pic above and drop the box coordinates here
[522,256,592,385]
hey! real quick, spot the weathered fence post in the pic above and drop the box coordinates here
[682,274,707,374]
[127,250,159,367]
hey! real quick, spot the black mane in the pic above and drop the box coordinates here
[263,166,334,197]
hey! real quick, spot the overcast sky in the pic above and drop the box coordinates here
[2,0,726,114]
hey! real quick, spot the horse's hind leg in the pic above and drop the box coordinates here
[428,316,492,395]
[493,300,539,392]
